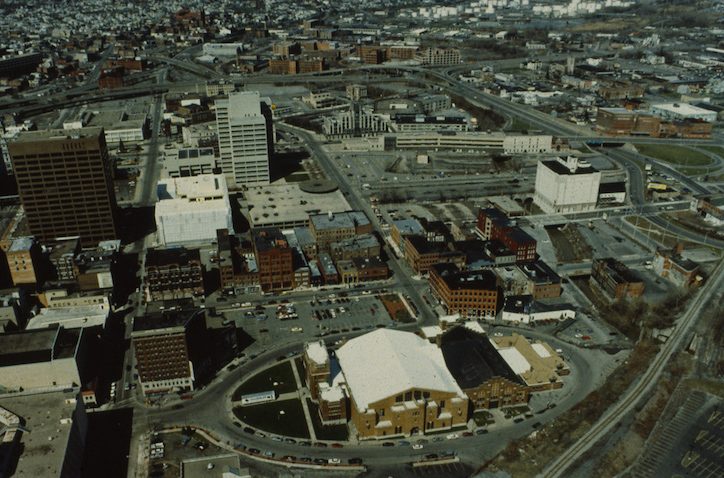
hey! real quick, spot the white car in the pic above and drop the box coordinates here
[412,444,424,450]
[446,433,459,440]
[328,458,341,464]
[291,327,303,332]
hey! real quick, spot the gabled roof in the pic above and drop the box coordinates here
[337,329,465,411]
[439,326,525,390]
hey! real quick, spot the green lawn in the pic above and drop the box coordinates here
[698,145,724,157]
[473,410,495,426]
[232,361,297,401]
[506,117,533,132]
[679,167,711,176]
[502,405,530,419]
[233,399,310,438]
[306,399,349,441]
[635,144,714,167]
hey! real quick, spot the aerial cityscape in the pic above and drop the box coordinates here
[2,0,724,477]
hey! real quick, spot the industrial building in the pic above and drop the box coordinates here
[534,156,601,214]
[591,257,645,299]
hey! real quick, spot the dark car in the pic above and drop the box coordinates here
[514,418,524,423]
[462,431,474,437]
[424,453,439,460]
[331,443,344,448]
[382,442,394,447]
[282,455,296,461]
[284,438,297,444]
[248,448,260,455]
[476,429,489,435]
[299,441,312,446]
[299,457,312,463]
[314,458,327,465]
[348,457,363,464]
[243,427,255,434]
[313,442,328,447]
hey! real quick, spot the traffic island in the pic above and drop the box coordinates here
[231,361,297,401]
[233,399,310,438]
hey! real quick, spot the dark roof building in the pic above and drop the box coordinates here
[439,326,528,410]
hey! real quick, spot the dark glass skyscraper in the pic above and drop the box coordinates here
[8,127,117,247]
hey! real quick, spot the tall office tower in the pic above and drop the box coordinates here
[215,91,274,188]
[8,127,117,247]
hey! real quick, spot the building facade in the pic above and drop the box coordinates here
[145,248,204,302]
[252,228,294,292]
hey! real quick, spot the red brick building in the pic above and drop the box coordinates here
[404,235,465,275]
[429,263,500,319]
[252,228,294,292]
[476,208,536,263]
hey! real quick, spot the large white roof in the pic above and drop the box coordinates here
[336,329,465,412]
[497,346,531,375]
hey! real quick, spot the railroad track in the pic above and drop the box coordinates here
[540,257,724,477]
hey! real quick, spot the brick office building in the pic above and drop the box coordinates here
[132,307,207,394]
[252,228,294,292]
[429,263,500,319]
[476,208,536,263]
[404,235,466,275]
[309,211,372,253]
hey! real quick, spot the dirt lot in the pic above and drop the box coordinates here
[381,294,412,322]
[545,224,592,263]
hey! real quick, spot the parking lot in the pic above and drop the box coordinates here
[634,391,724,478]
[219,290,405,348]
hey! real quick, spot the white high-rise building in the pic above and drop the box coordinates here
[155,174,233,246]
[534,156,601,214]
[215,91,273,188]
